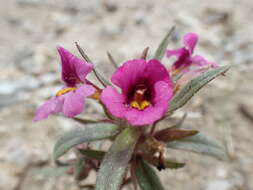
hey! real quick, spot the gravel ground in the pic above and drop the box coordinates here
[0,0,253,190]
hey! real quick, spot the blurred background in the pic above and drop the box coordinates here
[0,0,253,190]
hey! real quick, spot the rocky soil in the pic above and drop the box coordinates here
[0,0,253,190]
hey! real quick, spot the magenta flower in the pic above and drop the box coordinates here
[34,47,95,121]
[167,32,218,76]
[101,59,173,126]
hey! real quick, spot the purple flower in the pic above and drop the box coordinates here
[167,33,218,76]
[34,47,95,121]
[101,59,173,126]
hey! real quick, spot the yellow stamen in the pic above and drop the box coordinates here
[140,100,150,110]
[130,100,150,110]
[130,101,140,109]
[56,87,77,96]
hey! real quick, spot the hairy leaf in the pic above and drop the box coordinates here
[167,133,228,159]
[142,152,185,170]
[136,160,165,190]
[164,159,185,169]
[74,157,88,180]
[155,128,198,142]
[153,26,175,61]
[169,65,230,113]
[53,123,120,161]
[72,117,98,124]
[95,127,141,190]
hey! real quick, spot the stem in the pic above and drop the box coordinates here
[130,160,138,190]
[86,79,101,91]
[149,121,158,135]
[92,69,107,88]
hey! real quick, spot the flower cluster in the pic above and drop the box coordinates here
[34,31,229,190]
[34,33,217,126]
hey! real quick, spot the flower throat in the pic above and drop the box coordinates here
[130,85,151,110]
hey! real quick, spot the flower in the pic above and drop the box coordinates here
[101,59,173,126]
[167,32,218,76]
[34,47,95,121]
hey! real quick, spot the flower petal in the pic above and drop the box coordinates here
[74,60,93,83]
[166,48,186,58]
[33,97,62,121]
[111,59,147,94]
[167,48,191,70]
[183,33,198,54]
[124,106,165,126]
[101,86,127,118]
[191,55,219,68]
[152,81,173,106]
[145,59,173,88]
[57,46,93,86]
[62,84,95,117]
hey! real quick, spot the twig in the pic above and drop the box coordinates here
[239,104,253,123]
[13,164,31,190]
[130,162,138,190]
[13,160,48,190]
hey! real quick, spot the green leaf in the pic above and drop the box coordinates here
[169,65,230,113]
[79,149,105,160]
[153,26,175,61]
[167,133,228,159]
[136,160,165,190]
[53,123,120,161]
[95,127,141,190]
[164,159,185,169]
[73,117,98,124]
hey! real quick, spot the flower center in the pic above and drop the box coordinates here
[130,85,151,110]
[56,87,77,96]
